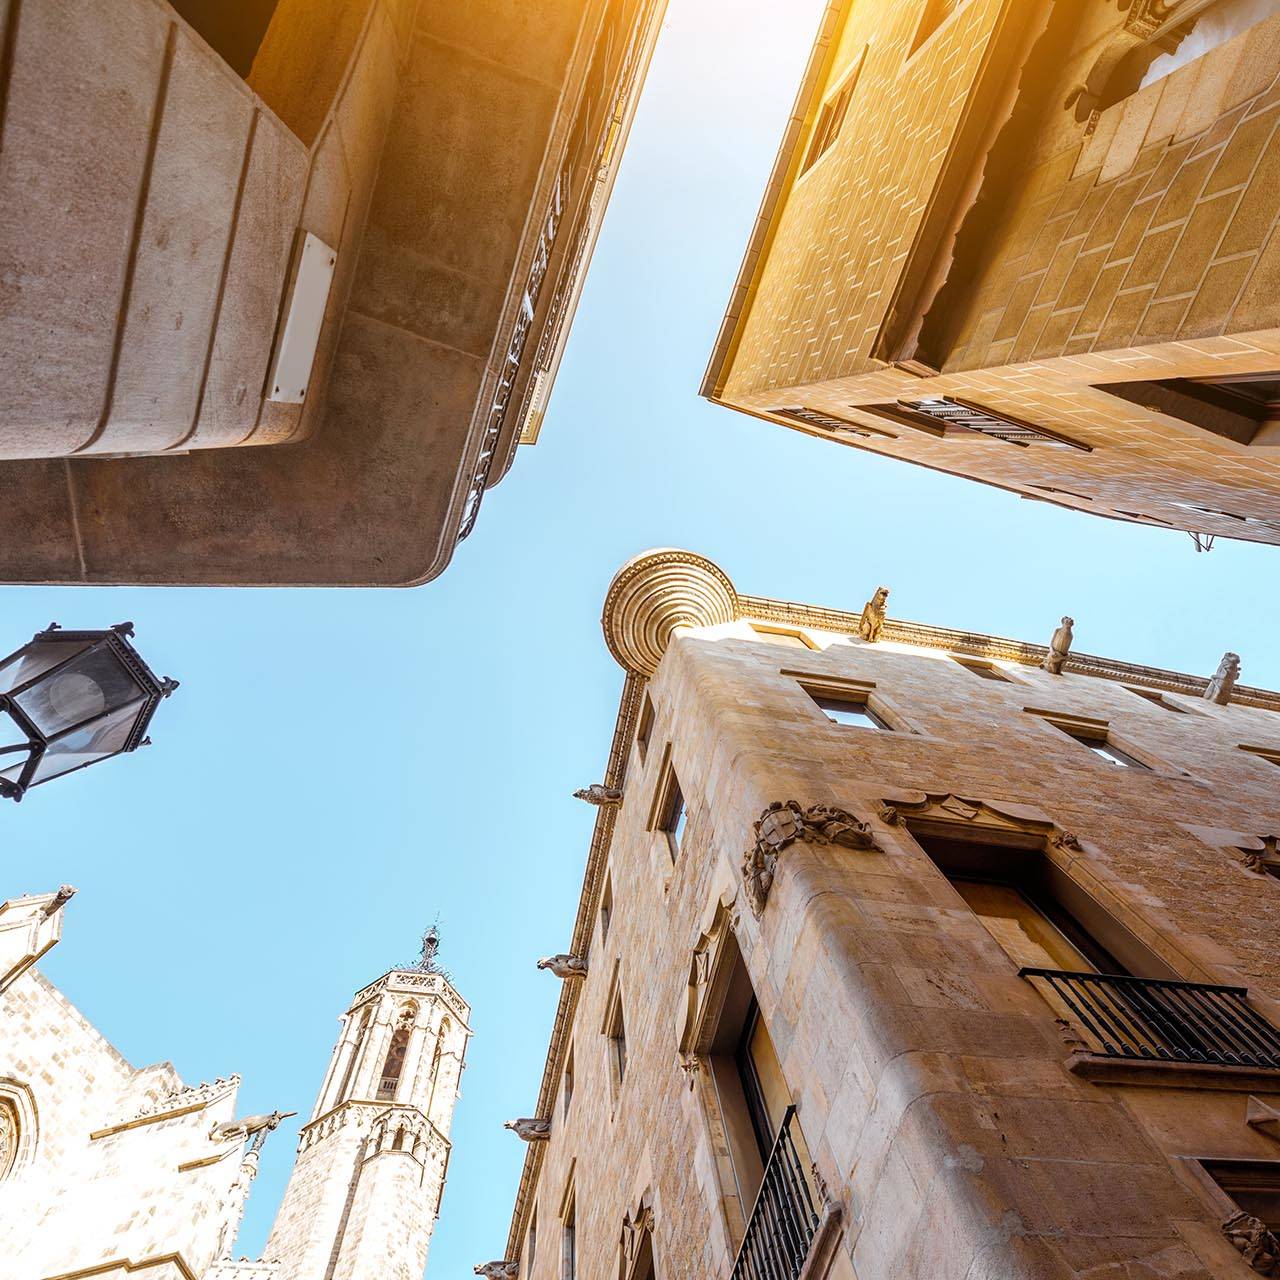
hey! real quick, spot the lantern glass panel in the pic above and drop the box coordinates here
[13,646,144,738]
[28,701,143,784]
[0,640,91,695]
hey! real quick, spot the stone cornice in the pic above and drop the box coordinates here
[504,669,645,1261]
[351,970,471,1028]
[600,549,1280,710]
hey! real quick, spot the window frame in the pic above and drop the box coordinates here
[797,47,867,178]
[951,656,1016,683]
[1240,744,1280,771]
[602,962,628,1107]
[1026,707,1163,773]
[648,749,689,861]
[788,672,917,734]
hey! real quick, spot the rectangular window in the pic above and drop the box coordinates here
[1241,745,1280,769]
[1060,727,1148,769]
[561,1193,576,1280]
[1204,1161,1280,1232]
[772,406,896,440]
[809,690,889,730]
[599,872,613,946]
[653,761,688,859]
[910,0,968,55]
[604,971,628,1101]
[1099,373,1280,449]
[527,1209,537,1270]
[953,657,1010,682]
[1126,686,1187,713]
[896,396,1088,449]
[635,693,654,760]
[563,1043,574,1117]
[799,48,865,175]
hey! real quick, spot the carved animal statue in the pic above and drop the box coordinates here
[1223,1210,1280,1276]
[1043,616,1074,675]
[211,1109,296,1144]
[1205,651,1241,705]
[474,1264,519,1279]
[536,954,587,979]
[857,587,890,643]
[503,1117,550,1142]
[572,783,623,807]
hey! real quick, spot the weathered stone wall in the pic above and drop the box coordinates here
[520,616,1280,1279]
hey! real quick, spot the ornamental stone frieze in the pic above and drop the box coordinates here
[742,801,879,918]
[874,790,1081,851]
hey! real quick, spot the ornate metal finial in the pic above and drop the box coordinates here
[857,587,889,643]
[414,923,442,973]
[1205,652,1241,705]
[537,954,588,980]
[573,784,623,807]
[1043,616,1074,674]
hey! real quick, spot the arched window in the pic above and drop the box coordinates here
[376,1005,416,1101]
[335,1006,369,1105]
[0,1099,18,1182]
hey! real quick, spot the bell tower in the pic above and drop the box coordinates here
[263,929,470,1280]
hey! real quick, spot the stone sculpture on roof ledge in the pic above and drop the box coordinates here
[504,1117,551,1142]
[573,783,623,807]
[1205,652,1241,705]
[1223,1209,1280,1275]
[474,1263,519,1279]
[857,587,889,642]
[536,954,588,979]
[743,801,879,917]
[1043,616,1074,674]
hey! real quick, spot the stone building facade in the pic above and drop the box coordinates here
[487,548,1280,1279]
[0,0,666,585]
[0,888,470,1280]
[703,0,1280,550]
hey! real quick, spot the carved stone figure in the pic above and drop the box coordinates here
[212,1110,297,1151]
[743,801,879,917]
[42,885,76,918]
[857,587,889,642]
[1048,830,1082,854]
[536,954,587,979]
[503,1117,550,1142]
[1223,1210,1280,1275]
[573,783,623,807]
[0,1101,16,1180]
[1205,652,1241,705]
[474,1263,519,1279]
[875,802,902,826]
[1242,836,1280,875]
[1043,617,1074,674]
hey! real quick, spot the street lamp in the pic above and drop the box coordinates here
[0,623,178,802]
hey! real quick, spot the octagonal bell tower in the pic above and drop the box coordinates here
[264,929,470,1280]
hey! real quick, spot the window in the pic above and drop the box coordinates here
[953,657,1011,682]
[626,1232,656,1280]
[773,406,895,440]
[0,1099,18,1182]
[799,48,866,176]
[603,971,628,1101]
[1099,372,1280,449]
[1241,745,1280,769]
[563,1044,575,1117]
[635,694,654,761]
[562,1189,577,1280]
[599,872,613,946]
[527,1209,538,1271]
[376,1007,415,1101]
[748,624,817,649]
[910,0,968,56]
[1127,686,1187,713]
[170,0,282,77]
[1059,726,1149,769]
[1204,1160,1280,1233]
[808,689,889,730]
[652,761,688,858]
[895,397,1088,449]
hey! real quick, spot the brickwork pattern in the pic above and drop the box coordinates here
[515,617,1280,1279]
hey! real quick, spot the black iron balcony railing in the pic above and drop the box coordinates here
[1020,968,1280,1069]
[732,1105,820,1280]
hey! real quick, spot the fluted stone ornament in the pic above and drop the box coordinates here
[1043,616,1074,674]
[474,1263,519,1278]
[1206,652,1241,705]
[536,954,588,979]
[857,587,889,642]
[602,548,738,676]
[573,784,623,807]
[503,1117,550,1142]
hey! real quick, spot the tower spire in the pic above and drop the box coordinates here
[262,934,471,1280]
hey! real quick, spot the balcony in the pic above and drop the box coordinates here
[1020,968,1280,1072]
[732,1106,820,1280]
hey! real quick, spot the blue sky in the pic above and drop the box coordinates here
[6,0,1280,1274]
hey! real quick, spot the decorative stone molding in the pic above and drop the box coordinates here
[1064,0,1186,120]
[620,1199,656,1276]
[602,548,738,676]
[677,1052,703,1088]
[1043,617,1074,674]
[573,783,623,807]
[857,587,889,642]
[743,802,879,918]
[1223,1209,1280,1275]
[1206,652,1242,705]
[876,790,1066,843]
[679,894,739,1059]
[536,954,588,979]
[503,1117,550,1142]
[96,1074,241,1139]
[474,1263,519,1278]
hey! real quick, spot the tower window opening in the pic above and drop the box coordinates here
[377,1013,414,1101]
